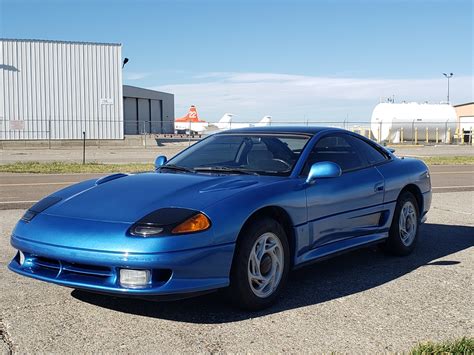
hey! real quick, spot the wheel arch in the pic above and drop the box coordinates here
[398,184,423,215]
[237,206,296,267]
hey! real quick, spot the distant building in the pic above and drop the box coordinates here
[123,85,174,135]
[453,102,474,133]
[0,38,174,140]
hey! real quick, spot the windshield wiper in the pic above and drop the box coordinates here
[158,164,195,173]
[194,166,258,175]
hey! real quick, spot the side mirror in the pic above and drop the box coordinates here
[306,161,342,184]
[154,155,167,171]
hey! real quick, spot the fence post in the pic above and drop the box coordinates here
[82,131,86,165]
[414,127,418,145]
[435,128,439,143]
[376,127,380,143]
[400,127,404,143]
[48,117,51,149]
[447,128,451,144]
[425,127,429,144]
[143,121,147,148]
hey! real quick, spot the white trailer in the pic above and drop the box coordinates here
[371,102,457,143]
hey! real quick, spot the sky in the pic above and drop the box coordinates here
[1,0,473,123]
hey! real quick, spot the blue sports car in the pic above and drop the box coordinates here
[9,127,431,310]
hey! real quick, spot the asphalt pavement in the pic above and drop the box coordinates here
[0,191,472,353]
[0,165,472,210]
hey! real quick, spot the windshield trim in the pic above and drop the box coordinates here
[166,133,313,177]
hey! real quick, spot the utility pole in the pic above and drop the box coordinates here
[442,73,453,103]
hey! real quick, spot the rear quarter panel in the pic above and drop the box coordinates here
[375,157,431,213]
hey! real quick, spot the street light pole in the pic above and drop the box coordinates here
[442,73,453,103]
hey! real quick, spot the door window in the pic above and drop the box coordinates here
[349,137,389,165]
[302,134,370,174]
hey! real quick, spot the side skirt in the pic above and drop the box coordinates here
[293,232,388,270]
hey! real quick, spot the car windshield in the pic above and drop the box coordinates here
[164,133,311,176]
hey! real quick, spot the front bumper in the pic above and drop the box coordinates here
[9,234,235,296]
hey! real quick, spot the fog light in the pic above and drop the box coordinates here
[119,269,151,288]
[19,251,25,266]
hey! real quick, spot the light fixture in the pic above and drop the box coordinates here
[119,269,151,288]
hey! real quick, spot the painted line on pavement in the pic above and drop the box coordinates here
[432,185,474,189]
[430,171,473,174]
[0,182,77,187]
[0,200,38,204]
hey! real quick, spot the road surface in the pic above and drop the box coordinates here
[0,191,472,353]
[0,165,472,210]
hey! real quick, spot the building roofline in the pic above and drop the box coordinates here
[123,85,174,98]
[453,102,474,107]
[0,38,121,46]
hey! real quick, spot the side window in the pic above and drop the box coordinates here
[302,134,368,174]
[347,136,388,165]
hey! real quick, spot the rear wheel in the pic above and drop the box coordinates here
[385,191,420,256]
[228,217,289,310]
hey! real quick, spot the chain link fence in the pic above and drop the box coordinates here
[1,118,473,147]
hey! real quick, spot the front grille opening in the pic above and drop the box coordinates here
[34,256,60,270]
[67,262,111,274]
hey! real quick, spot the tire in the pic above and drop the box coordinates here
[385,191,420,256]
[227,217,290,310]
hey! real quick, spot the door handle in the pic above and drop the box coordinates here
[374,183,384,192]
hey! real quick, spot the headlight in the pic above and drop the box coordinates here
[129,225,164,237]
[21,196,62,222]
[128,208,211,237]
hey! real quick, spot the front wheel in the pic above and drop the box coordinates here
[385,191,420,256]
[227,217,290,310]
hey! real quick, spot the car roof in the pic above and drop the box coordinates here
[214,126,343,136]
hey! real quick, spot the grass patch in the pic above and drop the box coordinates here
[415,156,474,165]
[0,156,472,174]
[0,161,154,174]
[410,337,474,354]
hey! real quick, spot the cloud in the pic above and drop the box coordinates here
[152,72,473,122]
[124,72,153,81]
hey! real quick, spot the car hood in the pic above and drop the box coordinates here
[44,172,278,223]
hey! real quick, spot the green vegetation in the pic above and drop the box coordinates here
[415,156,474,165]
[0,155,472,174]
[410,337,474,354]
[0,161,153,174]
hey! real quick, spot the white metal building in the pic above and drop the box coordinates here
[0,38,124,140]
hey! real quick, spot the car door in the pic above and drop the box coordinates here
[303,133,386,248]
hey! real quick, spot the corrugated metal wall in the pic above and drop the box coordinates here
[0,39,124,140]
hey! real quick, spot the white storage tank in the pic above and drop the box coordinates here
[371,102,457,143]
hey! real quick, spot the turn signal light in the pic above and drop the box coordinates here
[171,213,211,234]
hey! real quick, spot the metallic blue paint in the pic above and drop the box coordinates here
[154,155,167,171]
[306,161,342,183]
[9,127,432,298]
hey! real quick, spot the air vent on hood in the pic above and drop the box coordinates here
[95,173,129,185]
